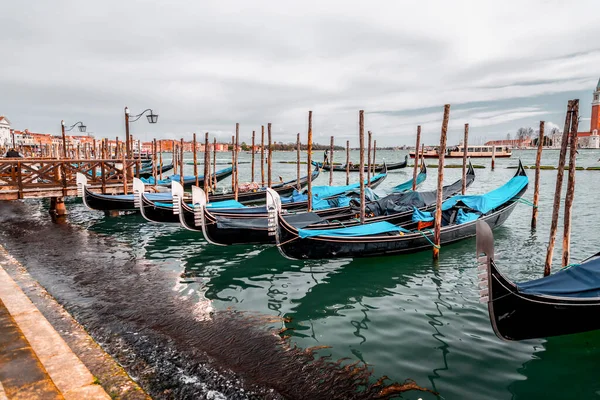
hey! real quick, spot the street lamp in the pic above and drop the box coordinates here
[124,107,158,158]
[61,120,87,158]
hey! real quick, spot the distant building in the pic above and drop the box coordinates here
[0,116,11,147]
[576,78,600,149]
[485,138,532,148]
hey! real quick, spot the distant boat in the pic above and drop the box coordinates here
[410,145,512,158]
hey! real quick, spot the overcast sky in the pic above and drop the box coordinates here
[1,0,598,146]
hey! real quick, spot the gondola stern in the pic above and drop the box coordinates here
[171,180,184,216]
[476,220,514,341]
[76,172,87,197]
[467,160,475,177]
[476,220,494,306]
[266,188,282,243]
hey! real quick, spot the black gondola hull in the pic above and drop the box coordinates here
[276,198,520,259]
[140,194,180,223]
[487,260,600,341]
[84,186,138,211]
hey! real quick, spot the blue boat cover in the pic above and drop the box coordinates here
[391,171,426,193]
[141,167,233,185]
[281,174,385,204]
[297,221,410,239]
[206,200,245,209]
[95,192,172,201]
[517,256,600,298]
[412,207,434,222]
[440,175,528,214]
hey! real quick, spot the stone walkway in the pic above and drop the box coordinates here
[0,263,109,400]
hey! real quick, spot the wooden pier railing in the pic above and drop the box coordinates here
[0,159,137,200]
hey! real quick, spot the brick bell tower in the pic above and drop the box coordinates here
[592,78,600,133]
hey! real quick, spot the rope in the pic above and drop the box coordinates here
[511,197,537,208]
[330,220,348,228]
[561,263,580,270]
[415,228,440,249]
[277,235,299,247]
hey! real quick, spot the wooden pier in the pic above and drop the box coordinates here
[0,158,137,201]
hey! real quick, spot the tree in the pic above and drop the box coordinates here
[532,136,553,146]
[516,127,534,147]
[240,142,249,151]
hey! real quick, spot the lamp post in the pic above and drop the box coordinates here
[124,107,158,159]
[61,120,86,158]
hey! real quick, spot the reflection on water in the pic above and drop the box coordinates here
[3,149,600,399]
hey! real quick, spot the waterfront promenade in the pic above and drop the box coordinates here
[0,245,146,399]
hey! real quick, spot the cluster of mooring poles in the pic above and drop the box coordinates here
[542,99,580,276]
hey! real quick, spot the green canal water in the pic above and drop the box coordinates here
[67,149,600,399]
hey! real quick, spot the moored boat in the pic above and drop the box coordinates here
[272,161,526,260]
[476,220,600,341]
[410,145,512,158]
[311,155,408,171]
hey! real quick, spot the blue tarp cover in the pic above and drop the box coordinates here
[455,209,479,224]
[97,192,172,201]
[141,167,233,185]
[206,200,245,209]
[412,207,434,222]
[517,256,600,298]
[391,171,426,193]
[153,199,245,209]
[298,221,410,239]
[281,174,385,204]
[440,175,528,214]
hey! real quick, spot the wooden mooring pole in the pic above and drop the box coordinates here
[372,139,377,181]
[193,133,199,187]
[433,104,450,260]
[544,100,573,276]
[296,133,301,190]
[531,121,544,229]
[261,125,265,187]
[172,140,177,175]
[159,141,163,180]
[462,123,469,195]
[412,125,421,190]
[251,130,255,183]
[367,131,372,184]
[268,123,273,188]
[491,144,496,171]
[307,111,313,212]
[152,139,157,190]
[204,132,210,195]
[562,99,579,267]
[235,123,240,201]
[213,138,217,191]
[180,138,184,186]
[231,135,235,191]
[359,111,366,224]
[345,140,350,185]
[329,136,334,186]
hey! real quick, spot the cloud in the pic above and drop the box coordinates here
[0,0,598,146]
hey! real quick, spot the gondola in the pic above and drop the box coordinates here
[194,166,390,245]
[476,220,600,341]
[205,167,320,205]
[311,155,408,172]
[145,169,320,224]
[136,178,186,224]
[137,163,175,179]
[272,161,527,260]
[177,161,469,243]
[77,172,172,212]
[141,166,233,188]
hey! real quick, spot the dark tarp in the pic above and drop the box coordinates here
[517,254,600,298]
[361,172,475,217]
